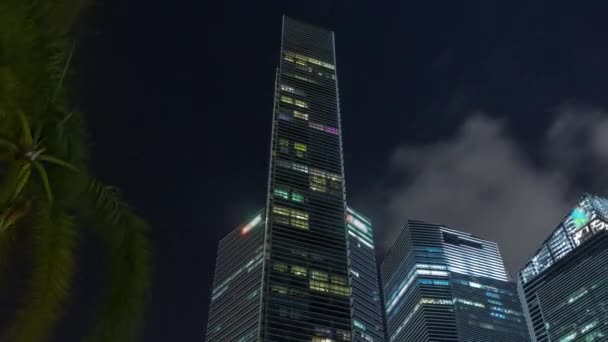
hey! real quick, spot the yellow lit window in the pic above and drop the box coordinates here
[280,96,293,104]
[331,275,347,285]
[291,209,309,229]
[293,110,309,120]
[295,100,308,108]
[272,262,288,272]
[310,174,327,193]
[330,284,350,296]
[310,280,329,293]
[273,205,290,225]
[311,270,328,281]
[294,143,307,152]
[272,285,287,294]
[312,337,336,342]
[291,265,307,277]
[294,142,307,158]
[296,59,307,66]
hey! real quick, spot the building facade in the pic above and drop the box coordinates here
[518,194,608,342]
[206,212,265,341]
[207,16,355,342]
[346,207,385,342]
[382,220,528,342]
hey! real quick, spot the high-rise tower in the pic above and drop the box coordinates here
[207,16,354,342]
[518,194,608,342]
[382,220,529,342]
[346,207,385,342]
[260,15,350,342]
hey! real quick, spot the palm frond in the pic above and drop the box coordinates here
[38,155,79,172]
[87,219,150,342]
[0,137,18,154]
[81,178,151,342]
[3,204,77,342]
[32,161,53,203]
[16,109,33,147]
[13,163,32,201]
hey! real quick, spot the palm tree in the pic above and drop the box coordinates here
[0,1,150,341]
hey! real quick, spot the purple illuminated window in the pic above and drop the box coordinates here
[324,126,338,135]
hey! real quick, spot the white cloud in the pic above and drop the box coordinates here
[379,108,608,276]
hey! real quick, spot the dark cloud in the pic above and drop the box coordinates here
[380,108,608,276]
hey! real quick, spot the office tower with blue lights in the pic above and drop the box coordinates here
[207,16,358,341]
[518,194,608,342]
[382,220,529,342]
[346,207,385,342]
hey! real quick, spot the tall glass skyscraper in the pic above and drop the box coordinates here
[382,220,528,342]
[207,16,355,342]
[346,207,385,342]
[518,194,608,342]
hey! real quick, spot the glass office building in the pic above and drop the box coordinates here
[206,211,265,341]
[207,16,354,341]
[346,207,385,342]
[382,220,528,342]
[518,194,608,342]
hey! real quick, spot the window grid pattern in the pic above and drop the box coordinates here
[206,210,266,342]
[347,207,385,342]
[518,232,608,342]
[260,16,352,342]
[382,220,528,342]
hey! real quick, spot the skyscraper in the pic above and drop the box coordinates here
[518,194,608,342]
[346,207,385,342]
[206,211,265,341]
[207,16,354,341]
[382,220,529,342]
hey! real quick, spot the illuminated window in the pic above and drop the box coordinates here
[280,84,295,93]
[273,187,289,200]
[330,284,349,296]
[331,275,347,285]
[293,110,309,120]
[310,170,327,193]
[328,175,341,193]
[291,265,307,277]
[294,142,307,158]
[283,55,294,62]
[325,126,339,135]
[296,59,307,66]
[309,122,324,131]
[272,286,287,295]
[311,270,328,281]
[273,205,290,225]
[278,138,289,153]
[312,337,336,342]
[294,74,318,84]
[291,209,309,229]
[272,262,288,272]
[291,192,304,203]
[310,280,329,293]
[295,100,308,108]
[294,143,307,152]
[292,163,308,173]
[280,95,293,104]
[273,205,309,229]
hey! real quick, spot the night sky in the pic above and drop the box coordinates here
[74,1,608,340]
